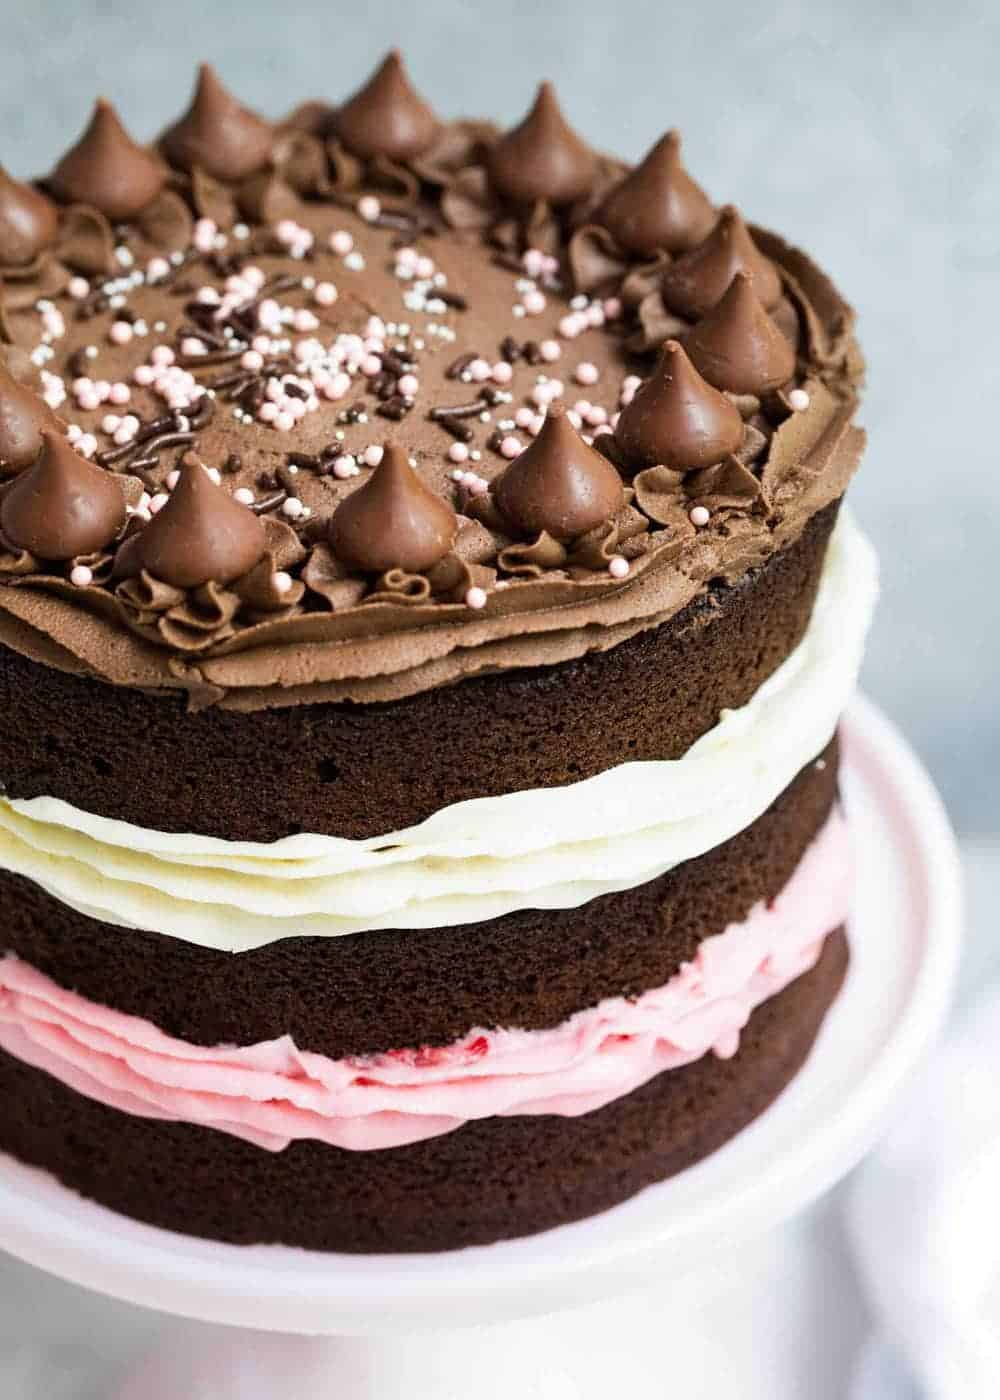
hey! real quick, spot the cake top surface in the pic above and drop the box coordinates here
[0,53,864,710]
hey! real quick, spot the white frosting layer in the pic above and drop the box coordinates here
[0,512,877,951]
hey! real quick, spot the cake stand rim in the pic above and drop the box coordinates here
[0,692,963,1333]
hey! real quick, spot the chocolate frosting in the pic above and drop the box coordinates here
[114,459,266,588]
[495,406,623,540]
[0,166,59,266]
[660,206,782,319]
[329,446,457,573]
[0,364,60,472]
[0,78,863,711]
[686,272,796,394]
[487,83,596,206]
[615,340,745,471]
[592,131,715,256]
[160,64,273,183]
[48,99,166,222]
[330,51,439,161]
[0,431,125,559]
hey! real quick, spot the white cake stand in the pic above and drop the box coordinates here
[0,696,962,1399]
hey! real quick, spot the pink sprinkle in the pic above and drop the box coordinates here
[282,496,305,519]
[586,405,608,427]
[522,289,546,315]
[101,414,121,433]
[608,556,629,579]
[361,354,382,377]
[333,458,359,479]
[243,266,266,289]
[397,373,419,397]
[234,488,255,506]
[69,565,93,588]
[522,249,545,278]
[514,406,535,428]
[689,505,711,527]
[275,219,299,244]
[257,299,281,328]
[324,372,351,400]
[592,422,613,436]
[586,305,605,328]
[273,571,293,595]
[529,414,545,436]
[193,218,217,253]
[365,315,386,339]
[148,492,170,514]
[67,277,90,300]
[66,424,82,442]
[274,410,295,433]
[500,435,522,459]
[109,321,133,346]
[196,286,221,305]
[206,467,222,485]
[574,400,592,418]
[146,257,170,282]
[77,391,101,412]
[363,445,384,467]
[396,246,419,268]
[788,388,811,412]
[467,475,490,496]
[241,350,264,371]
[108,382,131,405]
[166,470,180,490]
[465,586,488,610]
[71,376,93,394]
[131,364,153,386]
[448,443,470,464]
[467,358,491,382]
[330,230,354,256]
[415,256,435,280]
[575,361,599,386]
[251,334,271,354]
[603,297,622,320]
[181,337,205,357]
[113,425,136,446]
[492,361,514,385]
[259,401,279,423]
[559,313,585,339]
[76,434,97,458]
[539,339,561,362]
[93,381,111,402]
[314,281,338,307]
[151,346,176,367]
[293,309,319,332]
[358,195,381,222]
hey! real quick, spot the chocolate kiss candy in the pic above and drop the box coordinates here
[0,362,61,472]
[115,457,266,588]
[48,99,165,222]
[332,51,439,161]
[593,131,715,257]
[0,165,59,265]
[686,272,796,395]
[329,445,457,573]
[160,64,273,182]
[495,405,623,540]
[615,340,744,471]
[1,431,125,558]
[661,206,783,319]
[488,82,596,207]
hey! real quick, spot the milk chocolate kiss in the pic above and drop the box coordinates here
[0,165,59,265]
[0,363,60,472]
[593,131,714,256]
[660,206,782,319]
[329,446,457,573]
[686,272,796,395]
[615,341,744,471]
[48,99,165,222]
[495,406,623,540]
[488,82,596,206]
[160,64,273,182]
[1,431,125,558]
[331,51,439,161]
[114,458,266,588]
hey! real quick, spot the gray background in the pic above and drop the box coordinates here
[0,0,996,832]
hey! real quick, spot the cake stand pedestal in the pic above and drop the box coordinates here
[0,697,962,1399]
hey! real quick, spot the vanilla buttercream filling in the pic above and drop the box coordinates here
[0,511,876,951]
[0,808,850,1152]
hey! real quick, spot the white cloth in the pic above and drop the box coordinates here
[848,987,1000,1400]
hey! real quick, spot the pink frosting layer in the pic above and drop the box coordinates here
[0,809,850,1153]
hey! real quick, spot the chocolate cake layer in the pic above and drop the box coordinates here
[0,499,839,843]
[0,928,847,1253]
[0,735,837,1060]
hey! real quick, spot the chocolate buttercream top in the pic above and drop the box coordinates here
[0,58,863,709]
